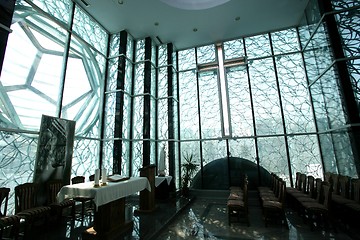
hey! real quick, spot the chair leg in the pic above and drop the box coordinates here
[81,202,85,222]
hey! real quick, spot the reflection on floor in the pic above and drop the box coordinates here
[19,190,360,240]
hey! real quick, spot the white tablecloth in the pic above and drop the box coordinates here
[155,176,172,187]
[57,177,151,209]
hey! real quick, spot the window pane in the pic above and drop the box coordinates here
[197,45,216,64]
[276,53,316,133]
[245,34,271,59]
[227,66,254,137]
[73,6,107,55]
[223,39,244,60]
[178,48,196,71]
[1,11,67,130]
[179,71,199,140]
[249,58,283,135]
[198,71,222,138]
[271,28,300,54]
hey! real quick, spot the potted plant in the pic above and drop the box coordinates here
[181,152,199,197]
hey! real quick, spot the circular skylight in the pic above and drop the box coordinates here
[160,0,230,10]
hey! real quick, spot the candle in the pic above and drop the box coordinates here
[101,168,107,184]
[94,169,100,185]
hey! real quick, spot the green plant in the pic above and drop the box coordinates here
[181,152,199,191]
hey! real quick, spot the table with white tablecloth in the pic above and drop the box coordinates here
[155,176,173,199]
[57,177,151,239]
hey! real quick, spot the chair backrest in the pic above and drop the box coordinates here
[294,172,301,189]
[322,181,332,208]
[330,173,339,194]
[0,187,10,216]
[14,183,39,214]
[314,178,323,202]
[299,174,307,193]
[307,176,315,198]
[47,180,64,204]
[243,178,249,211]
[324,172,331,182]
[337,175,350,198]
[351,178,360,202]
[278,179,286,208]
[71,176,85,184]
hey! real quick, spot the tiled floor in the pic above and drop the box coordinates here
[11,190,360,239]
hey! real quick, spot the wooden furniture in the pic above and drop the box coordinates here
[138,165,156,212]
[301,181,334,230]
[14,183,51,237]
[227,177,249,226]
[71,176,94,222]
[57,177,151,240]
[47,180,75,222]
[155,176,172,199]
[261,178,288,228]
[0,187,20,239]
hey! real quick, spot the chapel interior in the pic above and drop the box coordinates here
[0,0,360,239]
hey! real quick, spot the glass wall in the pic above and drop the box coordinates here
[1,0,359,214]
[0,0,107,214]
[178,31,322,187]
[301,0,360,177]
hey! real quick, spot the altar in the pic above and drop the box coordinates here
[57,177,151,239]
[155,176,173,199]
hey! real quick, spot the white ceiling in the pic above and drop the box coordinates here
[74,0,309,50]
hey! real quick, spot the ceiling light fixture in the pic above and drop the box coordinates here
[80,0,90,7]
[160,0,230,10]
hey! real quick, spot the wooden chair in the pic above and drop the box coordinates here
[343,178,360,227]
[300,181,334,230]
[227,178,249,226]
[0,188,20,239]
[229,174,248,201]
[15,183,51,237]
[71,176,94,222]
[262,179,288,229]
[89,174,95,181]
[47,180,76,222]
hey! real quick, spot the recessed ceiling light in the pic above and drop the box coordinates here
[80,0,90,7]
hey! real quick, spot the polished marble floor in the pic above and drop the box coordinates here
[14,190,360,240]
